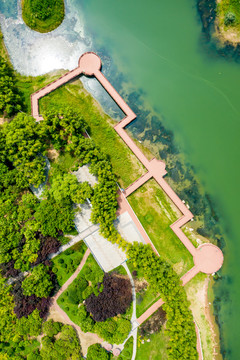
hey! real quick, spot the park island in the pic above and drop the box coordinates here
[0,3,228,360]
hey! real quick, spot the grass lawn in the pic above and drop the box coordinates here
[0,28,10,62]
[16,71,65,113]
[127,261,160,318]
[136,292,161,319]
[128,179,194,276]
[136,327,168,360]
[52,240,87,287]
[120,336,133,360]
[110,264,128,276]
[217,0,240,37]
[49,152,80,176]
[21,0,64,33]
[57,254,104,326]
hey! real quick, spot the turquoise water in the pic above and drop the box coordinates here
[1,0,240,357]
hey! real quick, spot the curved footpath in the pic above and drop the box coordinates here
[50,248,104,355]
[31,52,224,359]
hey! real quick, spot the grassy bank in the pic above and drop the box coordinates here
[216,0,240,43]
[22,0,65,33]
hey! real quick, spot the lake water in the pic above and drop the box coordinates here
[1,0,240,357]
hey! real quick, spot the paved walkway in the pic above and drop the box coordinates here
[31,52,224,360]
[122,262,138,360]
[49,224,99,259]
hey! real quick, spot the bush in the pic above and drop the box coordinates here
[86,343,110,360]
[52,266,58,273]
[42,319,62,337]
[68,288,81,305]
[224,11,236,25]
[58,258,64,264]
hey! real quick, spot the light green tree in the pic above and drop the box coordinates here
[21,264,53,298]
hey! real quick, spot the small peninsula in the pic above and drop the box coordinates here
[21,0,65,33]
[215,0,240,44]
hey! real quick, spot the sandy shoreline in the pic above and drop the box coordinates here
[205,277,223,360]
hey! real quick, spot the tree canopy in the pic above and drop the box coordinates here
[86,344,110,360]
[0,56,23,117]
[21,264,53,298]
[2,113,46,187]
[85,273,132,322]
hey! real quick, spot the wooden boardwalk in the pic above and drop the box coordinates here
[31,52,224,359]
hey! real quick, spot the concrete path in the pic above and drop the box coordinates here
[122,262,138,360]
[117,192,159,255]
[31,52,224,360]
[49,224,99,259]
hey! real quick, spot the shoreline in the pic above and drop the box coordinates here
[197,0,240,58]
[206,277,223,360]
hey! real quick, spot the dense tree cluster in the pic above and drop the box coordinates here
[30,0,57,20]
[42,107,119,242]
[48,173,93,204]
[85,273,132,321]
[11,278,52,319]
[2,113,47,187]
[22,0,65,33]
[34,197,75,237]
[22,264,53,298]
[77,304,131,344]
[86,343,110,360]
[0,276,82,359]
[40,324,81,359]
[0,56,23,116]
[128,243,198,360]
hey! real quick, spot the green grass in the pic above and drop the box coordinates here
[16,71,65,113]
[136,327,168,360]
[0,27,10,62]
[50,153,80,176]
[110,264,128,276]
[217,0,240,35]
[128,179,194,276]
[57,254,104,326]
[136,292,161,319]
[127,261,160,318]
[52,240,87,286]
[39,82,145,187]
[120,336,133,360]
[21,0,65,33]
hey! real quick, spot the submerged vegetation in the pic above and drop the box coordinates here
[22,0,65,33]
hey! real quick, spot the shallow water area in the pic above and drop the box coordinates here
[1,0,240,358]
